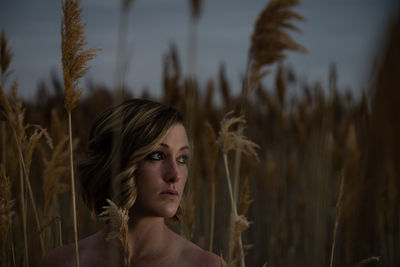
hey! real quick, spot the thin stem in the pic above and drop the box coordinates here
[11,225,16,267]
[223,154,245,267]
[58,216,63,247]
[68,111,80,267]
[208,172,215,252]
[19,165,29,266]
[223,154,236,214]
[1,122,5,172]
[330,172,345,267]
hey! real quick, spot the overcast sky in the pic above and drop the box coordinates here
[0,0,396,99]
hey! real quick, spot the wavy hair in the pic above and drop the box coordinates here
[78,99,185,218]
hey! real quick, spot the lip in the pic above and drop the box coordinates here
[160,189,179,199]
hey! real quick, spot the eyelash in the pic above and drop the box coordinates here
[145,151,188,164]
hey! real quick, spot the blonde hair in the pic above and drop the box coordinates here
[78,99,185,217]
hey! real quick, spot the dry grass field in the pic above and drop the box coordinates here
[1,0,399,266]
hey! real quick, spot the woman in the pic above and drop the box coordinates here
[44,99,224,266]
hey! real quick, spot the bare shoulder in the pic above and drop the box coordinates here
[179,237,227,267]
[43,231,106,267]
[43,243,75,267]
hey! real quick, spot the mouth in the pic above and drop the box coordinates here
[160,189,179,199]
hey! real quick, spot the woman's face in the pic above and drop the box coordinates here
[134,123,189,218]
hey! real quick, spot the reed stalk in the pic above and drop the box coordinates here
[1,123,5,172]
[68,111,79,266]
[209,174,215,251]
[58,216,63,247]
[19,165,28,266]
[205,121,217,252]
[10,225,16,267]
[222,154,245,267]
[329,172,345,267]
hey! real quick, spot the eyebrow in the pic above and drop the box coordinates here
[159,143,190,151]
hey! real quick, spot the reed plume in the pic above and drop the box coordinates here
[61,0,99,265]
[99,199,131,266]
[62,0,98,113]
[247,0,307,90]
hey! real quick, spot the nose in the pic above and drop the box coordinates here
[163,158,180,184]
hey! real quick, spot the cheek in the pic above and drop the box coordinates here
[136,165,158,193]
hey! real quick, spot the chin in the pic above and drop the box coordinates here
[162,207,179,218]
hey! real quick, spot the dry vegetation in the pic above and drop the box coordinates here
[1,0,400,266]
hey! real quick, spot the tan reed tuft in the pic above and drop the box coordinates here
[61,0,99,113]
[99,199,131,266]
[217,111,259,158]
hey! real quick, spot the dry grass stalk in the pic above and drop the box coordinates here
[99,199,131,266]
[19,165,29,266]
[230,177,253,267]
[217,112,258,267]
[61,1,99,265]
[329,171,345,267]
[205,121,218,251]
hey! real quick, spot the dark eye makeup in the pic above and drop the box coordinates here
[177,155,189,164]
[145,151,165,161]
[145,151,189,164]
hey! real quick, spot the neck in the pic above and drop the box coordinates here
[127,214,175,261]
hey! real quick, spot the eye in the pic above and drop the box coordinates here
[145,151,165,161]
[177,155,189,164]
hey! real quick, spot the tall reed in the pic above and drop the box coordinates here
[61,0,99,265]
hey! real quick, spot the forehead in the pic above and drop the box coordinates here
[160,124,189,148]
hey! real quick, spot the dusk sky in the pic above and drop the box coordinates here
[0,0,396,99]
